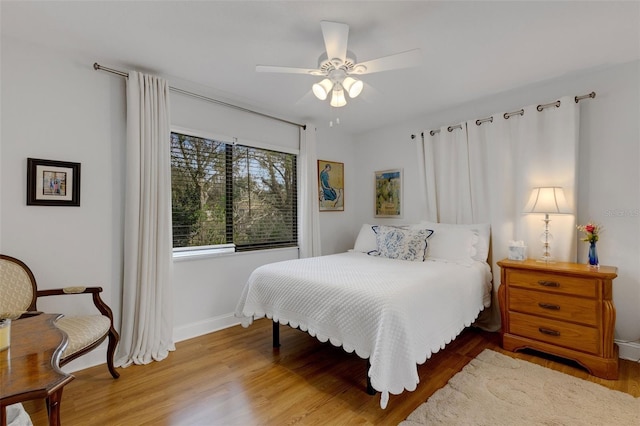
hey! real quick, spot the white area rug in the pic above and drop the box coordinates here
[400,349,639,425]
[6,403,32,426]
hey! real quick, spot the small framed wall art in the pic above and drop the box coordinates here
[318,159,344,211]
[374,168,402,218]
[27,158,81,206]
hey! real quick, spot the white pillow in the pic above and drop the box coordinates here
[429,227,478,265]
[353,223,377,253]
[372,225,434,261]
[418,221,491,263]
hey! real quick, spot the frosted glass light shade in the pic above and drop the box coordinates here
[342,76,363,98]
[330,88,347,107]
[312,78,334,100]
[523,187,570,214]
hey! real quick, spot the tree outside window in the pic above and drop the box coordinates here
[171,132,297,251]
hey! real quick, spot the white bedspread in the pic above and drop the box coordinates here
[234,252,492,408]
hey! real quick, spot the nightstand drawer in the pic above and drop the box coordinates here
[507,269,597,298]
[508,312,600,354]
[508,287,599,326]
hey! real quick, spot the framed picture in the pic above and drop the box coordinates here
[374,168,402,217]
[318,159,344,211]
[27,158,81,206]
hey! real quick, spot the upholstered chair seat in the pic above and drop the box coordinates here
[56,315,112,359]
[0,254,120,378]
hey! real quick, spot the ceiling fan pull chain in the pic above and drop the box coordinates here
[329,106,340,128]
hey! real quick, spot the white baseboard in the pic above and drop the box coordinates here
[63,314,241,374]
[616,339,640,362]
[173,313,240,343]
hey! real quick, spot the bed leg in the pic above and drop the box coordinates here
[272,320,281,348]
[366,359,376,395]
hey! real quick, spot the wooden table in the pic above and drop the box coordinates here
[0,314,74,426]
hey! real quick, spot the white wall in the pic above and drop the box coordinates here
[172,248,299,341]
[1,36,126,321]
[0,37,127,371]
[0,36,357,372]
[315,125,358,254]
[353,61,640,350]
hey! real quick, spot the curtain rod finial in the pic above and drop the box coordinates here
[93,62,100,71]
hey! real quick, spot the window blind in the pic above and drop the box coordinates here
[171,132,297,251]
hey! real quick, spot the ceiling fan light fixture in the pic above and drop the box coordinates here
[330,87,347,107]
[312,78,334,100]
[256,21,422,112]
[342,76,363,98]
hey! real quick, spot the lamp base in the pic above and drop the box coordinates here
[537,215,555,263]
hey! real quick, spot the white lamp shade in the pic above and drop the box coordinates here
[312,78,334,100]
[342,76,363,98]
[523,187,571,214]
[330,87,347,107]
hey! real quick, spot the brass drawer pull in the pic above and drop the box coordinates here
[538,327,561,337]
[538,280,560,288]
[538,302,560,310]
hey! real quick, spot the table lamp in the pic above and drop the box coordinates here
[523,186,571,262]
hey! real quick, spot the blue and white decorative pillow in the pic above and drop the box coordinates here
[372,225,434,261]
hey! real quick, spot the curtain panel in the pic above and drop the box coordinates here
[298,124,322,258]
[116,71,175,367]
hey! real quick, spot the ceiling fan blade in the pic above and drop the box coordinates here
[321,21,349,63]
[352,49,422,75]
[256,65,323,75]
[358,82,382,104]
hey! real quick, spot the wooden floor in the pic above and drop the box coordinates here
[24,318,640,425]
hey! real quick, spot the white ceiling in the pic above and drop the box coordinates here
[2,1,639,134]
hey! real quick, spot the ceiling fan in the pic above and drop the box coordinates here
[256,21,421,107]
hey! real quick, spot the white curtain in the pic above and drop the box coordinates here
[418,95,579,330]
[416,132,437,222]
[298,124,321,258]
[421,124,473,224]
[116,71,175,367]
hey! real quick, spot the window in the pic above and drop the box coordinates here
[171,131,297,252]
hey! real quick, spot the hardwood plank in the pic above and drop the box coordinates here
[23,319,639,425]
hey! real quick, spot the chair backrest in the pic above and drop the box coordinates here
[0,254,37,318]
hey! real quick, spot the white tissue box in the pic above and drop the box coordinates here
[508,245,527,261]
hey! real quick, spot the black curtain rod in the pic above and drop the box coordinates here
[93,63,306,130]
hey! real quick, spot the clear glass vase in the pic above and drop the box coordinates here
[588,241,599,267]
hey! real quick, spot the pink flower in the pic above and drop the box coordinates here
[577,222,601,243]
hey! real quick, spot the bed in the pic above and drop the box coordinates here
[235,222,492,408]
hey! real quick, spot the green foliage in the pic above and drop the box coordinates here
[171,133,296,249]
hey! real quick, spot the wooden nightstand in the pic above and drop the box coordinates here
[497,258,618,379]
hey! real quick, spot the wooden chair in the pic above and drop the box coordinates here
[0,254,120,378]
